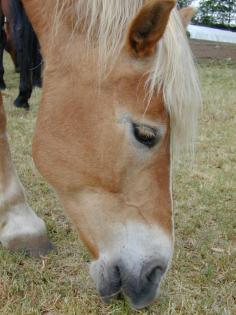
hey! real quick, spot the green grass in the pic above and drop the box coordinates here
[0,55,235,315]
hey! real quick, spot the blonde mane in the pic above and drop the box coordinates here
[55,0,202,153]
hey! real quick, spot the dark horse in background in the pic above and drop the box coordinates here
[0,0,42,109]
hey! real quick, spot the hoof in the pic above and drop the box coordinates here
[7,234,53,258]
[14,99,30,111]
[0,81,6,90]
[33,80,42,88]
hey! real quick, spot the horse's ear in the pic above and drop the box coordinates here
[179,7,197,29]
[126,0,176,58]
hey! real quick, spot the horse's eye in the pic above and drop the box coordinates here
[132,123,160,148]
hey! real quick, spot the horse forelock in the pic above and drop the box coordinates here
[53,0,202,155]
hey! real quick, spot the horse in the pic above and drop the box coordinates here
[0,1,19,90]
[0,0,202,310]
[0,0,42,109]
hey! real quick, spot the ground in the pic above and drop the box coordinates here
[190,39,236,61]
[0,53,235,314]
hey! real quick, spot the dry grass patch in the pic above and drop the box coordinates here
[0,55,235,314]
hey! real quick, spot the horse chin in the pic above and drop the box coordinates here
[128,287,161,310]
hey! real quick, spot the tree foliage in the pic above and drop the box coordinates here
[177,0,193,9]
[177,0,236,29]
[195,0,236,27]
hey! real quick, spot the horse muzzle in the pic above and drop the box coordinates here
[90,257,168,309]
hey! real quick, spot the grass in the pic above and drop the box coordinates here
[0,55,235,315]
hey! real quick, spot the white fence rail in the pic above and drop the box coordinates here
[188,25,236,44]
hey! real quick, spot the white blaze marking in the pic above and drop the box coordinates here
[90,222,173,284]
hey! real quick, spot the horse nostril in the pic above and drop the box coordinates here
[99,264,122,303]
[146,265,163,283]
[114,265,122,288]
[141,260,166,285]
[121,261,167,309]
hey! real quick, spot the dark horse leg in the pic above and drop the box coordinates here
[14,62,32,110]
[14,23,32,111]
[5,20,19,73]
[0,12,6,90]
[14,30,32,110]
[15,29,42,110]
[32,46,42,88]
[11,0,40,110]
